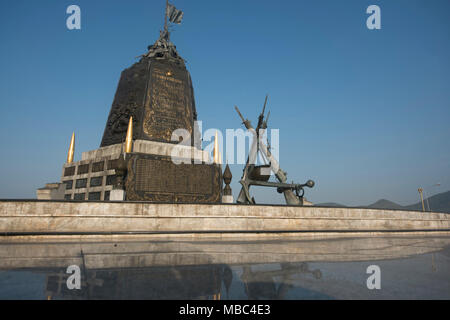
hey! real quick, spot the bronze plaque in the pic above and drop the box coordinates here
[143,62,194,142]
[135,159,212,194]
[100,57,197,147]
[125,154,221,203]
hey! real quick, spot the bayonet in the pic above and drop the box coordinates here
[262,110,270,129]
[256,94,268,132]
[234,106,252,130]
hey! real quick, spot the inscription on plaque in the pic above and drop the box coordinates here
[100,54,197,147]
[135,159,212,194]
[143,63,193,141]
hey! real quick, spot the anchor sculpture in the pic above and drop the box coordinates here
[235,95,314,205]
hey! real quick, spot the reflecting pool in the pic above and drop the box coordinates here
[0,234,449,299]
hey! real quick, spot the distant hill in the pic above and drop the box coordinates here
[403,191,450,213]
[316,202,347,207]
[315,190,450,213]
[366,199,404,210]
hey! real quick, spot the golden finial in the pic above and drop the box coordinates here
[66,132,75,163]
[125,117,133,153]
[213,131,219,164]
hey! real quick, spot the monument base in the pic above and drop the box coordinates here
[1,200,449,235]
[46,139,222,203]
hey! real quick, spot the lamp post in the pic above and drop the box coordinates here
[418,188,425,212]
[419,183,441,212]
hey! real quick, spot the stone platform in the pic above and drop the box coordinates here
[0,200,449,235]
[57,139,220,203]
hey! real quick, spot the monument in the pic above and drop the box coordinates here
[35,0,317,206]
[3,0,448,240]
[39,1,222,203]
[11,1,450,237]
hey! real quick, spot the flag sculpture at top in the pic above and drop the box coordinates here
[167,2,184,24]
[160,1,184,42]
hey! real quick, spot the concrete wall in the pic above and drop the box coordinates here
[0,201,449,234]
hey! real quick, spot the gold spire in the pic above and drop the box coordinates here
[66,132,75,163]
[213,131,219,164]
[125,117,133,153]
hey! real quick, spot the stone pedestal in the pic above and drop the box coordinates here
[110,190,125,201]
[59,140,220,203]
[222,195,234,204]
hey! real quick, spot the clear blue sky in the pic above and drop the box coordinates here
[0,0,449,206]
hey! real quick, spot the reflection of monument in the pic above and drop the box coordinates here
[42,262,322,300]
[37,1,222,203]
[241,263,322,299]
[43,265,224,300]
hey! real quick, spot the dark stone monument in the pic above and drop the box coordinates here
[50,3,223,203]
[109,28,221,203]
[100,37,199,147]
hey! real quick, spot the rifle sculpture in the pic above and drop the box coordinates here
[235,95,314,205]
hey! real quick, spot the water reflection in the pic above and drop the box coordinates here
[241,263,323,300]
[0,235,449,299]
[42,264,224,299]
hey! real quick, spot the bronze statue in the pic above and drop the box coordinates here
[235,96,314,205]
